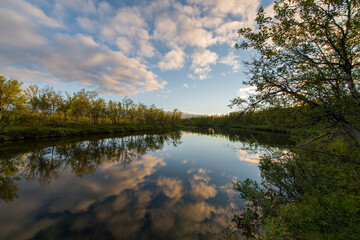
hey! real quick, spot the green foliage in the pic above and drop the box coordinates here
[182,106,306,134]
[230,0,360,239]
[233,146,360,239]
[0,124,181,142]
[0,76,25,124]
[234,0,360,144]
[0,75,183,140]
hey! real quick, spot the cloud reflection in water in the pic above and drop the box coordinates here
[0,133,241,240]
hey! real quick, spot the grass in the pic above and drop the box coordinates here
[0,124,183,142]
[183,122,291,134]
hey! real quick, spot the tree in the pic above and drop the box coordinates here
[234,0,360,147]
[37,88,52,120]
[57,92,72,123]
[70,89,97,124]
[171,108,182,124]
[26,84,41,113]
[0,76,24,120]
[107,100,119,124]
[231,1,360,238]
[90,97,106,124]
[122,97,135,124]
[44,86,63,123]
[145,104,158,124]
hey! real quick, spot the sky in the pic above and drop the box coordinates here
[0,0,274,115]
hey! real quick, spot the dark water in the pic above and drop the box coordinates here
[0,129,291,239]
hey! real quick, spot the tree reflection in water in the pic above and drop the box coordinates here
[0,131,182,203]
[0,129,280,239]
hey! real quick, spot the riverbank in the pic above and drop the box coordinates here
[0,122,292,142]
[0,124,183,142]
[183,123,291,134]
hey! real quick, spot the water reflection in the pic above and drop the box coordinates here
[236,150,261,165]
[187,127,294,146]
[186,127,293,166]
[0,132,181,203]
[0,129,285,239]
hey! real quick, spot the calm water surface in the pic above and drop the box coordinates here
[0,129,290,239]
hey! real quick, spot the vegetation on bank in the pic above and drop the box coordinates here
[0,76,182,141]
[181,106,305,134]
[224,0,360,239]
[0,124,182,141]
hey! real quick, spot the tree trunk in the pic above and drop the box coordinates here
[343,122,360,145]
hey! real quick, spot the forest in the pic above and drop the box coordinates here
[0,76,182,140]
[0,76,181,126]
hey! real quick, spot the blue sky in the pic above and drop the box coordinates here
[0,0,274,114]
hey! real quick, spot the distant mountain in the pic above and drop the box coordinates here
[181,112,206,118]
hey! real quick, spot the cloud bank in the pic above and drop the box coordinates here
[0,0,261,94]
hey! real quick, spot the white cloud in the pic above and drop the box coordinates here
[264,2,277,19]
[220,52,241,72]
[0,0,263,96]
[154,13,216,50]
[212,0,260,19]
[1,0,63,28]
[173,2,201,16]
[47,34,165,94]
[158,48,185,71]
[215,21,246,46]
[76,17,98,32]
[115,0,258,75]
[182,27,215,49]
[183,83,190,88]
[199,16,223,28]
[0,68,59,86]
[98,1,114,18]
[138,40,155,58]
[0,2,169,95]
[185,0,213,9]
[141,0,172,17]
[191,50,218,68]
[0,8,47,50]
[1,31,165,96]
[187,0,259,18]
[153,16,178,48]
[150,0,256,76]
[53,0,97,16]
[99,7,155,58]
[177,14,216,49]
[237,86,257,99]
[115,37,133,55]
[190,50,218,79]
[111,8,145,36]
[101,26,116,42]
[184,0,260,47]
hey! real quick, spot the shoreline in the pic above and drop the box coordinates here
[182,124,291,134]
[0,124,183,142]
[0,123,293,143]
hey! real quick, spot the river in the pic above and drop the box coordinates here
[0,128,291,239]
